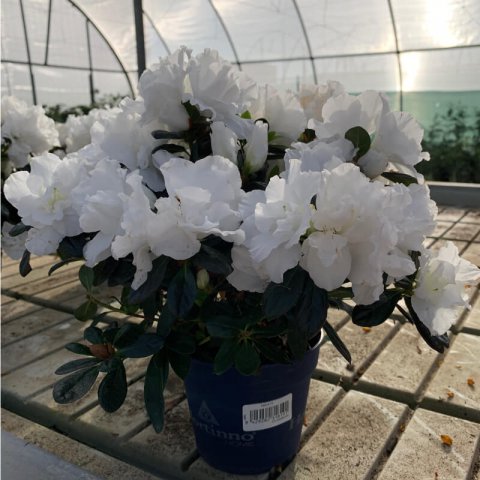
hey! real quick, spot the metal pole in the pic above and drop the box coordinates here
[85,19,95,104]
[133,0,146,78]
[19,0,37,104]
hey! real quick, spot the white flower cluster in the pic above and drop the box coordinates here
[1,96,59,168]
[2,48,479,338]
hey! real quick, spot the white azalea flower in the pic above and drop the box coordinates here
[244,121,268,174]
[311,91,429,178]
[239,160,320,283]
[185,49,258,136]
[111,171,157,289]
[91,97,165,191]
[299,81,345,122]
[250,84,306,145]
[70,158,130,266]
[1,96,59,168]
[3,153,87,255]
[412,242,480,336]
[284,138,352,174]
[60,107,119,154]
[227,245,269,293]
[138,47,191,131]
[160,155,245,244]
[1,222,27,260]
[210,121,239,165]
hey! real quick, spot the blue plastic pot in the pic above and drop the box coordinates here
[184,342,320,474]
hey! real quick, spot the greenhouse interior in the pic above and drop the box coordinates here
[1,1,480,480]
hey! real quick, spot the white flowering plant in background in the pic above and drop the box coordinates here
[2,47,479,429]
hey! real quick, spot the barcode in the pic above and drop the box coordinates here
[242,393,292,431]
[249,400,290,423]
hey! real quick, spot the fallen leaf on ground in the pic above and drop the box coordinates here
[446,390,455,399]
[362,327,371,333]
[467,377,475,387]
[440,434,453,446]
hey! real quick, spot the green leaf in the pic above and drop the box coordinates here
[166,331,196,355]
[65,342,93,356]
[144,351,169,433]
[267,164,280,180]
[168,350,191,379]
[19,249,32,277]
[345,126,371,158]
[128,257,169,305]
[323,321,351,364]
[53,366,99,404]
[107,259,135,287]
[214,338,239,375]
[382,171,418,186]
[192,245,232,276]
[84,326,104,345]
[74,301,97,322]
[167,267,197,317]
[264,267,307,319]
[57,235,87,261]
[352,290,402,327]
[79,265,95,292]
[405,297,449,353]
[157,307,176,337]
[151,129,183,140]
[98,361,127,413]
[254,339,289,364]
[297,283,329,337]
[120,287,140,315]
[119,333,164,358]
[235,342,261,375]
[206,317,238,338]
[241,110,252,119]
[55,358,101,375]
[287,326,308,360]
[251,318,288,338]
[92,258,118,286]
[8,222,30,237]
[48,259,80,276]
[113,323,143,348]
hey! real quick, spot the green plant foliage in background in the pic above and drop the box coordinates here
[418,105,480,183]
[44,93,124,123]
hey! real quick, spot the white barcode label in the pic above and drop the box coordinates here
[242,394,292,432]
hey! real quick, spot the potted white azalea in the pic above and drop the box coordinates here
[2,47,479,475]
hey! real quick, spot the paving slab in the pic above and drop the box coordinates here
[1,254,57,278]
[422,333,480,422]
[463,242,480,268]
[2,263,79,291]
[121,400,196,478]
[359,323,439,401]
[429,220,454,238]
[278,391,408,480]
[75,373,184,442]
[315,319,399,383]
[436,207,467,223]
[461,296,480,333]
[443,222,480,242]
[377,408,480,480]
[1,409,161,480]
[1,314,90,374]
[2,307,72,345]
[461,210,480,224]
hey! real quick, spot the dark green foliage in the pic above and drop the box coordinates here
[417,105,480,183]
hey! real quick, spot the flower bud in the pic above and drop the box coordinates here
[196,268,210,290]
[210,121,239,165]
[244,120,268,173]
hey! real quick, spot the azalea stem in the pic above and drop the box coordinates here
[396,304,413,323]
[88,294,145,319]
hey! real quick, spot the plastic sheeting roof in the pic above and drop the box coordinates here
[2,0,480,107]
